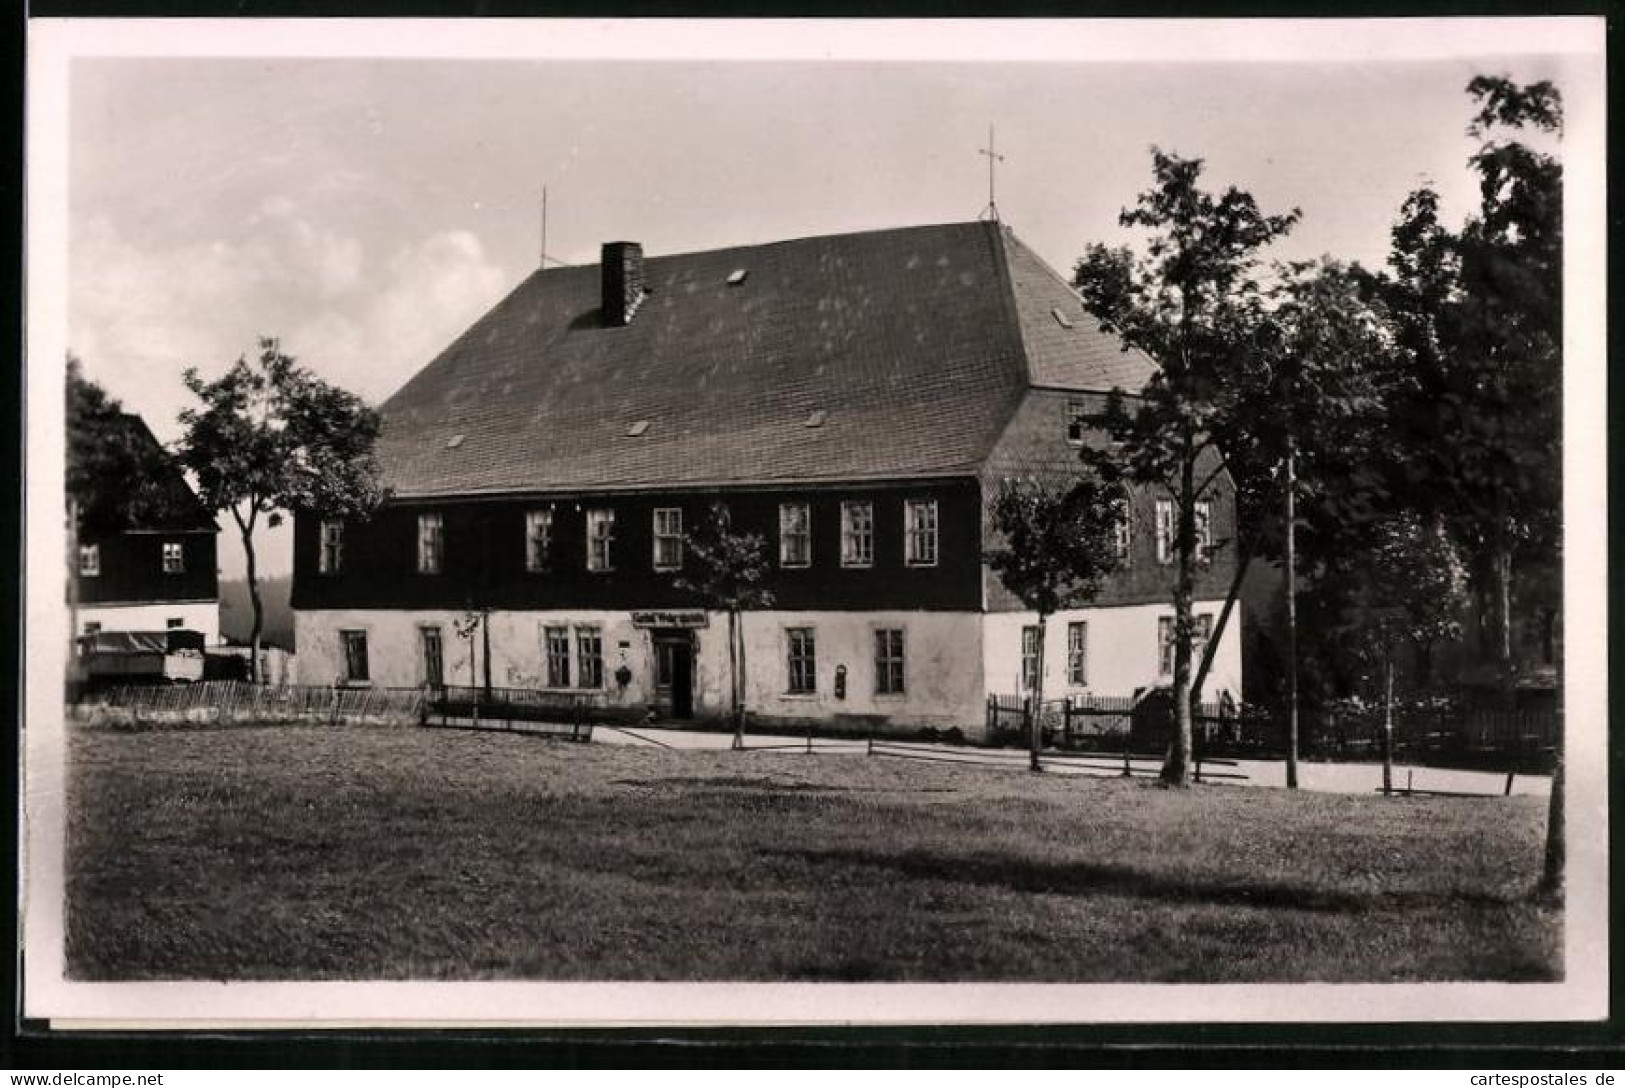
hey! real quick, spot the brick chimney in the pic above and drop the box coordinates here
[601,241,645,327]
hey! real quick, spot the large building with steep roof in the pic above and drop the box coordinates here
[292,221,1240,734]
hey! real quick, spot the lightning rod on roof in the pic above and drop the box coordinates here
[978,125,1004,223]
[539,184,571,269]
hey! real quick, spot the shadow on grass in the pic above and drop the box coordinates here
[774,846,1519,915]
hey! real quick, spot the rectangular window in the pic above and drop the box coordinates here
[1067,621,1088,686]
[341,629,370,684]
[545,626,571,688]
[78,544,100,577]
[1154,499,1175,565]
[786,627,817,694]
[586,508,615,572]
[166,617,184,630]
[162,541,185,574]
[1159,614,1214,677]
[524,510,553,573]
[319,519,344,574]
[1113,493,1132,563]
[905,499,938,567]
[420,626,445,687]
[875,628,906,695]
[82,621,101,637]
[653,507,684,570]
[1066,400,1089,445]
[1153,499,1212,566]
[840,501,874,568]
[417,513,444,574]
[1020,625,1040,693]
[779,503,811,568]
[576,627,604,689]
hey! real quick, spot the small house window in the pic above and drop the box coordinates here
[341,629,370,684]
[166,617,184,630]
[653,508,684,571]
[78,544,100,577]
[545,626,571,688]
[1067,621,1088,686]
[586,508,615,572]
[576,627,604,689]
[1020,625,1040,693]
[904,499,938,567]
[1158,614,1214,677]
[786,627,817,694]
[82,621,101,637]
[161,541,185,574]
[875,628,905,695]
[841,501,874,568]
[420,626,445,688]
[525,510,553,573]
[417,513,444,575]
[779,503,811,568]
[1154,499,1175,565]
[1112,491,1132,563]
[319,519,344,575]
[1066,400,1089,445]
[1154,499,1213,566]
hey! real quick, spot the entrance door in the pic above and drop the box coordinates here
[653,631,695,719]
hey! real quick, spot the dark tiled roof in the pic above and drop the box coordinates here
[80,413,218,532]
[376,221,1153,499]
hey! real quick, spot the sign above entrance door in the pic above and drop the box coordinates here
[631,609,709,629]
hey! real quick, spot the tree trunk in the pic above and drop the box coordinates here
[481,610,492,698]
[1161,441,1196,788]
[1030,615,1047,773]
[1191,532,1257,701]
[1382,650,1395,797]
[1539,605,1564,901]
[1492,536,1514,669]
[1284,438,1300,789]
[242,521,264,685]
[728,609,743,750]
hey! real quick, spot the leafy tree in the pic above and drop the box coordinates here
[66,355,177,538]
[985,471,1124,772]
[178,337,386,682]
[675,502,775,749]
[1339,514,1468,794]
[1379,77,1562,672]
[1073,148,1299,786]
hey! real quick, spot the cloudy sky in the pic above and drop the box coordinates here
[53,22,1599,578]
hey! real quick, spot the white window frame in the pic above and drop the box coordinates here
[1155,499,1175,565]
[1158,613,1214,677]
[586,508,615,572]
[419,625,446,688]
[341,628,370,684]
[1113,491,1132,564]
[78,543,100,577]
[524,509,553,573]
[840,500,874,568]
[904,499,938,568]
[786,627,817,694]
[1067,621,1088,687]
[1020,625,1040,693]
[544,625,572,688]
[653,507,684,571]
[1154,499,1213,566]
[417,513,444,575]
[779,503,811,569]
[161,540,185,574]
[576,626,604,689]
[1195,499,1214,563]
[875,627,906,695]
[319,519,344,575]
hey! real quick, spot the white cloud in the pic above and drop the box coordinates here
[70,216,510,436]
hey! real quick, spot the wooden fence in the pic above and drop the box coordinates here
[423,685,597,741]
[77,681,427,728]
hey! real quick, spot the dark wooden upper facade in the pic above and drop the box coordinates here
[75,529,218,606]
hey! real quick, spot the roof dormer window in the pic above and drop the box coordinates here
[626,420,650,437]
[727,269,749,286]
[1051,307,1075,329]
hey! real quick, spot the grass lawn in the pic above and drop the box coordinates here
[66,725,1560,982]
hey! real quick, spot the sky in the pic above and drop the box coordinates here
[55,25,1598,579]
